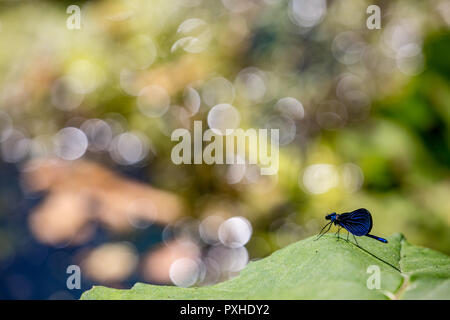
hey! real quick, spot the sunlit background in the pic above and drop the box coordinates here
[0,0,449,299]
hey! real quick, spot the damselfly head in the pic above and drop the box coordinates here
[325,212,337,221]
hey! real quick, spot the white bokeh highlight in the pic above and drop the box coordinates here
[218,216,252,248]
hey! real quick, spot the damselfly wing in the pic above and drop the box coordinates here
[336,208,372,237]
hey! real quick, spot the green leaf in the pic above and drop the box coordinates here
[81,233,450,300]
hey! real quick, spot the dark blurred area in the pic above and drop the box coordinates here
[0,0,449,299]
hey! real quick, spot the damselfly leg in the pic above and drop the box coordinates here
[335,226,341,241]
[315,221,332,241]
[352,234,359,246]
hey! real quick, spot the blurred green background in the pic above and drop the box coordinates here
[0,0,449,299]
